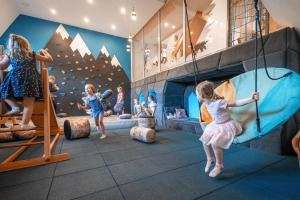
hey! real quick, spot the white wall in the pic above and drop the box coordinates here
[262,0,300,33]
[0,0,19,37]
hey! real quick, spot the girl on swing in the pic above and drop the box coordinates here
[196,81,259,177]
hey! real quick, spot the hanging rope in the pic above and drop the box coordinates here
[254,0,292,81]
[253,0,292,132]
[183,0,200,89]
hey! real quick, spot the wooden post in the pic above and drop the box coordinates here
[43,68,51,159]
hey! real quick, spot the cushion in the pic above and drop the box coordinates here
[175,108,188,119]
[119,114,132,119]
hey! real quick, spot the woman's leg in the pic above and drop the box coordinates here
[98,113,106,139]
[209,145,224,177]
[202,143,215,173]
[21,97,35,126]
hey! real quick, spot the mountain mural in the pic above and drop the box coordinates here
[45,24,130,116]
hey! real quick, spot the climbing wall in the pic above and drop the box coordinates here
[45,25,130,116]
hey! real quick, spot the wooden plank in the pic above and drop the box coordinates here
[0,153,70,172]
[43,68,51,159]
[1,136,38,164]
[0,141,43,149]
[50,133,59,152]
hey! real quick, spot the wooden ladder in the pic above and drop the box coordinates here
[0,67,70,172]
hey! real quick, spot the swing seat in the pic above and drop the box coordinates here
[200,68,300,144]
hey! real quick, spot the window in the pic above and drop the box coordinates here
[144,14,159,77]
[132,30,144,81]
[228,0,283,47]
[160,0,184,71]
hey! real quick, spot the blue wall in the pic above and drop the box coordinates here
[0,15,131,79]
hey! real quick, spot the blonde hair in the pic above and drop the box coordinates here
[85,83,96,93]
[117,86,123,92]
[196,81,224,101]
[7,34,33,62]
[48,75,56,82]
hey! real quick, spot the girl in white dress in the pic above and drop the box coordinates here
[196,81,259,177]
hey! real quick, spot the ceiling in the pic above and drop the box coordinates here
[262,0,300,33]
[14,0,165,38]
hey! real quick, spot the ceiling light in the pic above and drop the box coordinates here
[84,17,90,23]
[87,0,94,4]
[164,22,169,27]
[126,44,130,48]
[131,7,137,20]
[50,8,56,15]
[171,25,176,29]
[120,7,126,14]
[126,48,131,52]
[111,24,116,30]
[128,34,132,42]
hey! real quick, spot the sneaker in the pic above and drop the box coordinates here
[100,134,107,139]
[205,159,215,173]
[209,164,224,177]
[4,107,21,115]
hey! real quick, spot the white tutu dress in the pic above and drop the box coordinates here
[200,99,242,149]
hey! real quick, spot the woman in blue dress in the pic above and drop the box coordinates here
[78,84,107,139]
[0,34,53,130]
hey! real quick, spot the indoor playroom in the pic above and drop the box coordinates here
[0,0,299,199]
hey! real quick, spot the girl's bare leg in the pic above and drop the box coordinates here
[4,98,20,115]
[203,143,215,173]
[209,145,224,177]
[21,97,35,126]
[98,113,106,139]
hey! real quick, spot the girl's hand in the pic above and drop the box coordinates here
[251,92,259,101]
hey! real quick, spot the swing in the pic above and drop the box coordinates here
[199,68,300,143]
[183,0,299,144]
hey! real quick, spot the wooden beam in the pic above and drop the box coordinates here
[1,136,38,164]
[0,141,43,149]
[0,153,70,172]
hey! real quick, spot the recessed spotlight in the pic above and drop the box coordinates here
[131,7,137,20]
[87,0,94,4]
[164,22,169,27]
[128,34,132,42]
[171,25,176,29]
[120,7,126,14]
[126,44,130,48]
[84,17,90,23]
[50,8,56,15]
[111,24,116,30]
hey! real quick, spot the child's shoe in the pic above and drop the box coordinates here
[100,134,107,139]
[205,158,215,173]
[5,107,20,115]
[11,124,36,131]
[209,164,224,177]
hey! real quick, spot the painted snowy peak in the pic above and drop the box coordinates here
[111,55,121,67]
[70,34,92,58]
[56,24,69,40]
[101,46,109,57]
[55,24,122,69]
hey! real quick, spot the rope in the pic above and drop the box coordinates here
[183,0,200,90]
[253,0,292,132]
